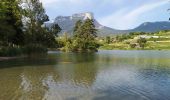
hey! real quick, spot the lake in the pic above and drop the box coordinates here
[0,50,170,100]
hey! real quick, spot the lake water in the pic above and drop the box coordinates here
[0,50,170,100]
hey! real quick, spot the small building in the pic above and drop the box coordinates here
[134,35,159,39]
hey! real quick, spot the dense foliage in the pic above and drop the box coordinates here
[0,0,61,56]
[59,19,99,52]
[72,19,98,52]
[0,0,24,46]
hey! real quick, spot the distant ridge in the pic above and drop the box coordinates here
[131,21,170,32]
[45,13,170,36]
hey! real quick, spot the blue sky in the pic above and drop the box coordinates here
[41,0,169,30]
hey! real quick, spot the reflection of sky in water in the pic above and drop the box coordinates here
[93,66,170,100]
[0,50,170,100]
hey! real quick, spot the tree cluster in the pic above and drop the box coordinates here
[0,0,61,56]
[72,19,98,52]
[0,0,24,46]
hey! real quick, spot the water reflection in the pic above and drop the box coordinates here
[0,55,58,69]
[0,51,170,100]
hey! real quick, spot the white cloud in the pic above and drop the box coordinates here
[40,0,169,29]
[40,0,90,8]
[40,0,57,5]
[40,0,125,10]
[125,0,167,20]
[99,0,168,29]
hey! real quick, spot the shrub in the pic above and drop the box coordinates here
[0,46,23,57]
[22,44,47,55]
[130,44,137,48]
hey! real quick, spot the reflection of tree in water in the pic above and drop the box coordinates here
[0,68,23,99]
[73,62,97,87]
[38,53,99,100]
[18,66,60,100]
[0,55,58,69]
[0,54,60,99]
[55,52,98,63]
[55,53,98,86]
[0,52,99,99]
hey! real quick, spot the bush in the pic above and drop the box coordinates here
[22,44,48,55]
[0,47,23,57]
[130,44,137,48]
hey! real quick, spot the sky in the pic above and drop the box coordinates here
[40,0,170,30]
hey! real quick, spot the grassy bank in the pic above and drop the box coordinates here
[99,42,170,50]
[99,30,170,50]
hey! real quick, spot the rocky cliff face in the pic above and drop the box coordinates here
[45,12,110,35]
[71,12,94,20]
[54,12,94,25]
[52,12,103,33]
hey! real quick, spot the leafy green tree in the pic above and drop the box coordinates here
[130,43,137,48]
[21,0,58,48]
[73,20,82,38]
[137,38,147,48]
[0,0,24,46]
[0,0,62,56]
[105,36,111,44]
[73,19,98,51]
[51,24,61,36]
[61,32,73,52]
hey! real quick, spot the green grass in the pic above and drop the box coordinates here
[100,42,170,50]
[147,38,170,41]
[99,43,130,50]
[146,42,170,50]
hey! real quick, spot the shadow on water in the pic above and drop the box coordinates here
[47,52,98,86]
[0,54,58,69]
[54,52,98,63]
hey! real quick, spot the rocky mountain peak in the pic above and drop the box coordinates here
[72,12,94,20]
[54,12,94,23]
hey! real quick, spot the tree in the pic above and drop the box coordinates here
[73,20,82,38]
[73,19,98,51]
[21,0,57,47]
[63,32,73,52]
[50,24,61,36]
[106,36,111,44]
[0,0,62,56]
[0,0,24,46]
[137,38,147,48]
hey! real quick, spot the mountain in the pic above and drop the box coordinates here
[45,12,122,36]
[45,12,170,36]
[45,12,94,35]
[131,21,170,32]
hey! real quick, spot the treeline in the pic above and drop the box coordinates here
[0,0,61,56]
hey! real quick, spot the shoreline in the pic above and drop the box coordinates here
[0,56,25,61]
[1,49,170,61]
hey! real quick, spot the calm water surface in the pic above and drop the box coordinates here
[0,50,170,100]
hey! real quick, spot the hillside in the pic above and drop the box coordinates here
[131,21,170,32]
